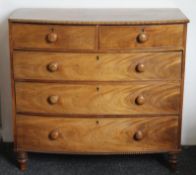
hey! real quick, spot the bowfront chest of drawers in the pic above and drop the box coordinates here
[9,8,189,171]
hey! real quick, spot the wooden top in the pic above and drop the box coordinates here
[9,8,189,25]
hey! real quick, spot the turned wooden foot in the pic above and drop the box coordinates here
[16,151,28,171]
[168,152,177,171]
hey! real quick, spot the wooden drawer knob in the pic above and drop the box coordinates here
[47,62,58,72]
[48,95,59,105]
[47,32,58,43]
[49,130,59,140]
[134,130,143,141]
[135,95,145,105]
[137,33,148,43]
[136,63,145,73]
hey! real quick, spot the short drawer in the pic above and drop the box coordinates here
[16,115,179,153]
[13,51,182,81]
[15,82,180,115]
[11,23,96,50]
[99,25,184,50]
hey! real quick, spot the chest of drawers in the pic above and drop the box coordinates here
[9,8,189,171]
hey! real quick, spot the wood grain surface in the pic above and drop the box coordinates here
[15,82,180,115]
[13,51,182,81]
[16,115,179,153]
[100,25,184,50]
[11,23,96,50]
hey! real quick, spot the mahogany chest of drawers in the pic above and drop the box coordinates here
[9,8,189,171]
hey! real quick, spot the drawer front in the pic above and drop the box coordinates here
[16,115,178,153]
[13,51,181,81]
[11,24,96,50]
[15,82,180,115]
[100,25,184,50]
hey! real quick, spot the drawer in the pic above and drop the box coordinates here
[16,115,178,153]
[15,82,180,115]
[11,23,96,50]
[99,25,184,50]
[13,51,181,81]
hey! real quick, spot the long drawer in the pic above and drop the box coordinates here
[15,82,180,115]
[11,23,96,50]
[13,51,182,81]
[16,115,179,153]
[99,25,184,50]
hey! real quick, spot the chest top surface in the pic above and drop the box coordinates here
[9,8,189,25]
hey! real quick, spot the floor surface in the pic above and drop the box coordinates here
[0,143,195,175]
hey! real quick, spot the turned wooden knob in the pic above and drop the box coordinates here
[47,32,58,43]
[135,95,145,105]
[47,62,58,72]
[49,130,59,140]
[136,63,145,73]
[134,130,143,141]
[137,33,148,43]
[48,95,59,105]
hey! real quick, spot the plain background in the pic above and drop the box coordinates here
[0,0,195,144]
